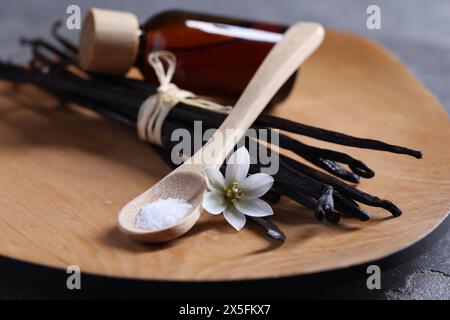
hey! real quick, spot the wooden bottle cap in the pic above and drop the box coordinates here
[79,8,140,74]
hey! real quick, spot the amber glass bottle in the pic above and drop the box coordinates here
[80,8,296,104]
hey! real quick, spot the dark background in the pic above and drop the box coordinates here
[0,0,449,299]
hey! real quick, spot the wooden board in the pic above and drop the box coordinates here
[0,30,449,282]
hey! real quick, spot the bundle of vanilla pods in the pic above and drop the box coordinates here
[0,23,422,241]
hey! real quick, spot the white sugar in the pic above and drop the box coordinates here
[135,198,192,231]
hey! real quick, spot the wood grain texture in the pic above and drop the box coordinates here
[0,29,449,281]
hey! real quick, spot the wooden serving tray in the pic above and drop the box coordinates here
[0,30,449,282]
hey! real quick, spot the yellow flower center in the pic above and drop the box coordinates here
[224,182,245,203]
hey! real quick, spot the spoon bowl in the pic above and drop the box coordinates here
[118,168,205,242]
[118,22,325,243]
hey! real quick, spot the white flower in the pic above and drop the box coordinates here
[202,147,274,231]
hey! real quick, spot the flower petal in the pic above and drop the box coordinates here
[233,198,273,217]
[241,173,274,199]
[225,147,250,185]
[202,191,227,215]
[223,205,246,231]
[204,167,225,192]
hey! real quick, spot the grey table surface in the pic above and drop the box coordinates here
[0,0,449,300]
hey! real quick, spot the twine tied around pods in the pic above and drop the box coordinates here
[137,51,232,146]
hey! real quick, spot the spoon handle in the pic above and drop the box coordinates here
[190,22,325,167]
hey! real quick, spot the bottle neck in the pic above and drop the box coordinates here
[136,27,147,66]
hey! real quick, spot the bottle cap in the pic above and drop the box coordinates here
[79,8,140,74]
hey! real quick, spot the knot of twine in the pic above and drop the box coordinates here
[137,51,232,146]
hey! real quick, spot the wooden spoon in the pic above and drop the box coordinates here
[118,22,325,243]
